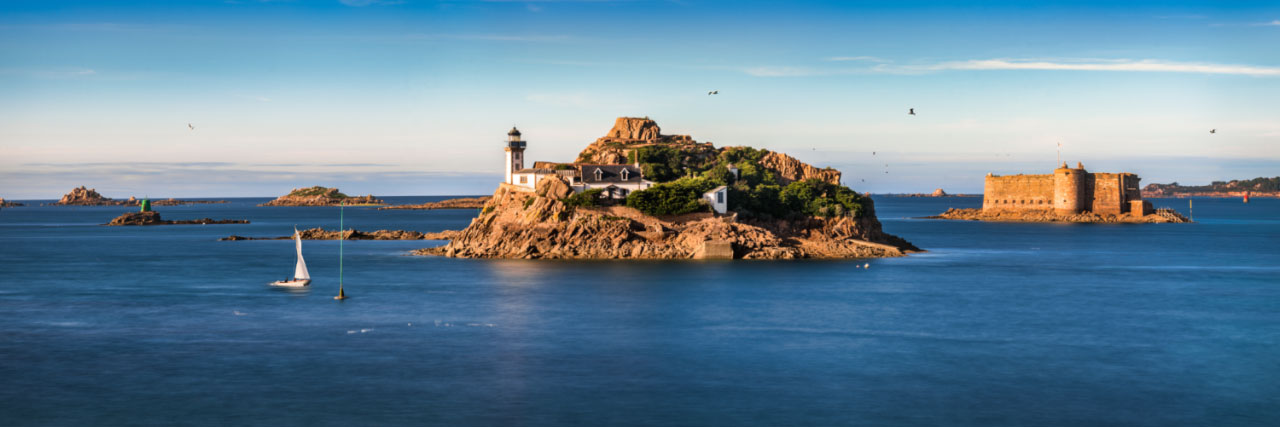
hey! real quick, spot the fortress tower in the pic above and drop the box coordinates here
[504,127,526,185]
[1053,162,1087,215]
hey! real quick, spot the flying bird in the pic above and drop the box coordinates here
[187,123,194,130]
[872,151,876,155]
[708,90,718,95]
[908,108,915,116]
[1210,129,1216,134]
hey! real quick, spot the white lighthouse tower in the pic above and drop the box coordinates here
[504,127,526,184]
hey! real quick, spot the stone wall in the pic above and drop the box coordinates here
[1090,173,1124,215]
[983,174,1055,210]
[984,168,1144,215]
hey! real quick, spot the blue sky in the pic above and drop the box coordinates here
[1,0,1277,198]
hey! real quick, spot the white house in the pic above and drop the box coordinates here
[502,127,655,198]
[571,164,654,199]
[703,185,728,214]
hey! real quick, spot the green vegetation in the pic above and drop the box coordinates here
[553,164,576,171]
[523,197,536,209]
[562,188,604,207]
[629,146,685,182]
[287,186,347,198]
[625,177,719,215]
[779,179,867,218]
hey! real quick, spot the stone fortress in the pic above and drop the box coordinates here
[983,162,1153,216]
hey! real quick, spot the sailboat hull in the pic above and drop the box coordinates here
[269,279,311,287]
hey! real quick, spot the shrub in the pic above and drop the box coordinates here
[625,177,718,215]
[779,179,867,218]
[631,146,683,182]
[562,189,604,208]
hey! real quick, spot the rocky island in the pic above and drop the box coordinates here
[104,211,249,226]
[221,228,457,241]
[0,198,24,207]
[417,117,919,260]
[928,163,1191,223]
[54,186,228,206]
[379,196,490,210]
[259,186,383,206]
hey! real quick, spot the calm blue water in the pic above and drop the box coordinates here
[1,196,1277,426]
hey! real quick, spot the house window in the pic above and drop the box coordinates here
[716,191,724,203]
[620,168,630,181]
[519,176,527,184]
[619,189,628,197]
[593,169,603,181]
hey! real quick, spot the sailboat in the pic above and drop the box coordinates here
[270,227,312,287]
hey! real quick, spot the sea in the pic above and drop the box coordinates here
[0,196,1276,426]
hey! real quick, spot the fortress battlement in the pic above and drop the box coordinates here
[983,162,1150,216]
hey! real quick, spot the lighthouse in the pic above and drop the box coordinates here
[504,127,526,185]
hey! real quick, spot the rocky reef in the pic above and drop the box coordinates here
[927,208,1191,223]
[104,211,249,226]
[379,196,491,210]
[221,228,457,241]
[0,198,24,207]
[259,186,383,206]
[53,186,227,206]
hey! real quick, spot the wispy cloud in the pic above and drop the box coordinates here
[825,56,888,63]
[1254,20,1280,26]
[401,33,571,42]
[339,0,405,6]
[915,58,1280,76]
[0,67,97,79]
[747,58,1280,77]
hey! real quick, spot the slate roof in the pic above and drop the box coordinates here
[578,164,644,184]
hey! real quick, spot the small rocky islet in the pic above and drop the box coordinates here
[220,228,457,241]
[104,211,248,226]
[379,196,490,210]
[259,186,382,206]
[54,186,228,206]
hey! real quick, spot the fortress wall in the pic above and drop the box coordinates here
[1121,173,1142,202]
[983,174,1055,211]
[1090,173,1125,215]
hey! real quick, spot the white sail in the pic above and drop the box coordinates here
[293,227,310,280]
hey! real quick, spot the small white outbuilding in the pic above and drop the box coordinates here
[703,185,728,214]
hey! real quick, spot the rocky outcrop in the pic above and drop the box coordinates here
[575,117,711,165]
[53,186,226,206]
[759,151,841,185]
[603,117,663,141]
[57,186,113,205]
[220,228,458,241]
[259,186,382,206]
[926,208,1191,223]
[0,198,23,207]
[104,211,249,226]
[379,196,491,210]
[932,188,948,197]
[418,176,919,260]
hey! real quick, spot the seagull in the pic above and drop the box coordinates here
[708,90,718,95]
[908,108,915,116]
[872,151,876,155]
[1210,129,1216,134]
[187,123,194,130]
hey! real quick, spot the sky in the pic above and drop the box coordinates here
[1,0,1277,198]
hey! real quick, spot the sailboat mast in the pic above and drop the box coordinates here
[335,201,347,300]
